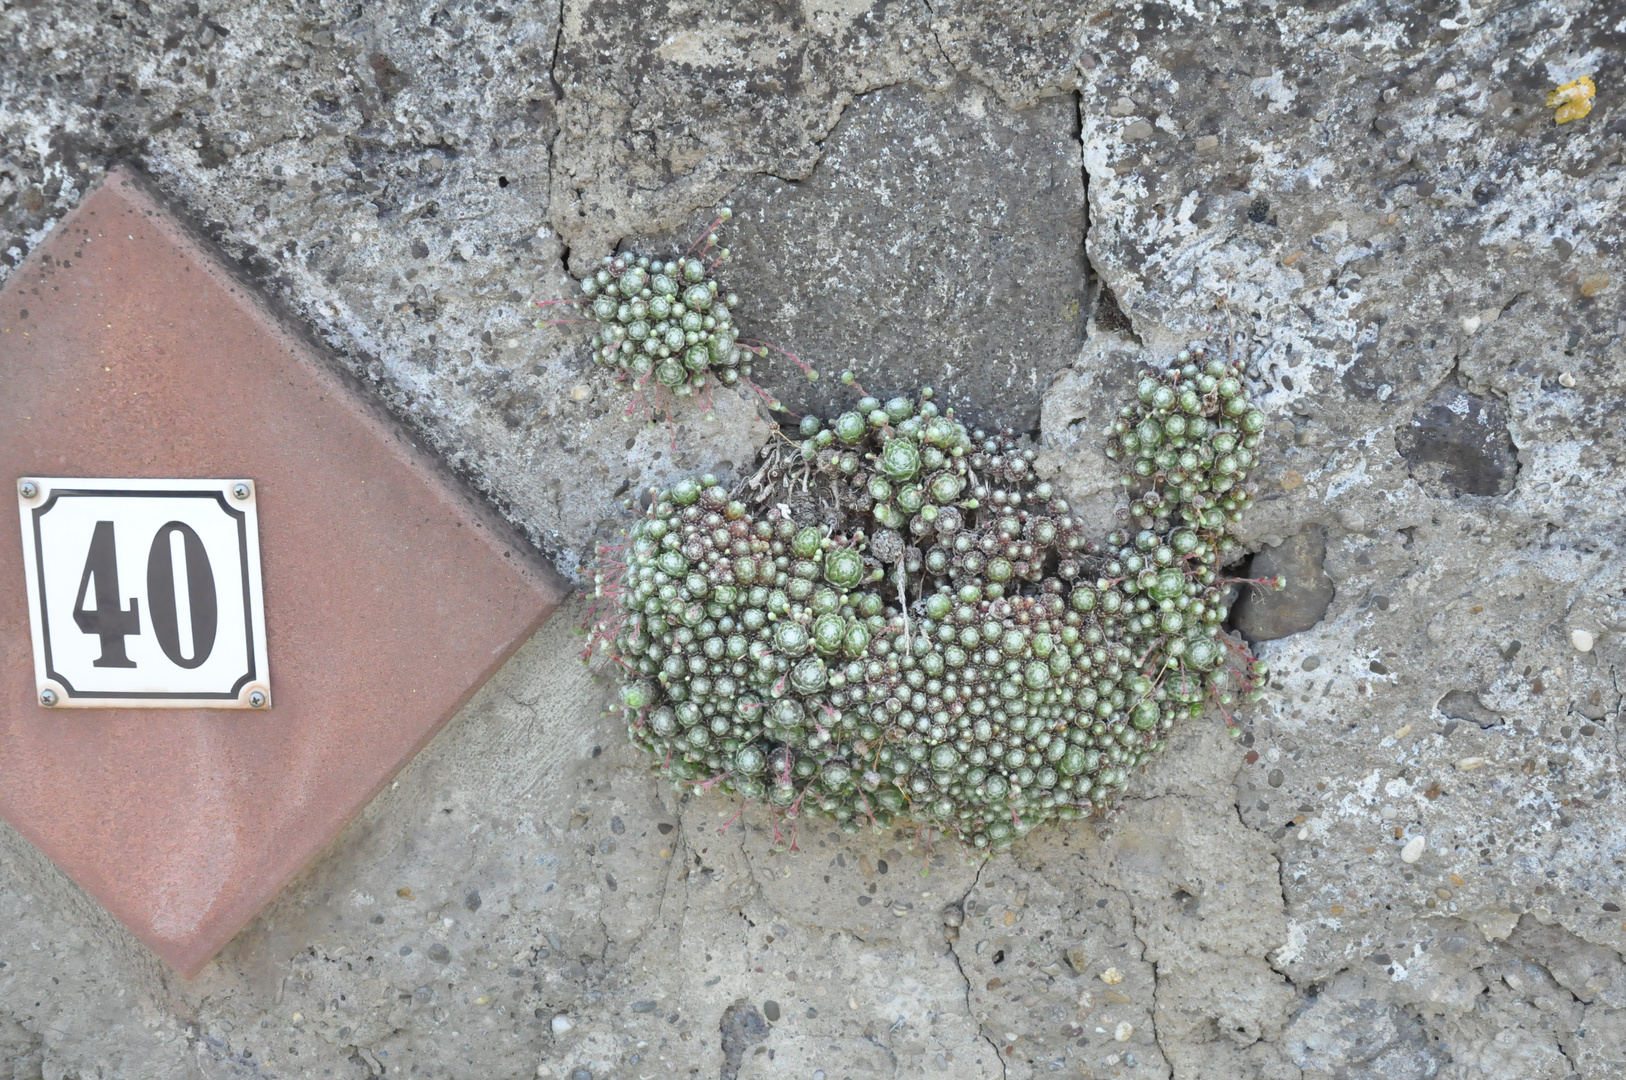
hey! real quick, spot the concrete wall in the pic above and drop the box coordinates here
[2,1,1624,1076]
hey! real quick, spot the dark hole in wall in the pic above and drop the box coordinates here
[1093,282,1136,338]
[1228,527,1336,643]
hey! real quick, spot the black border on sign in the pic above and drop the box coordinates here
[33,488,257,700]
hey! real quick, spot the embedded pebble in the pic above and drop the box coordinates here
[1100,967,1124,985]
[1400,836,1426,863]
[1571,628,1595,652]
[1115,1021,1134,1041]
[551,1015,574,1036]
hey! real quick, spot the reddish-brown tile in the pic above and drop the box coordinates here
[0,172,566,976]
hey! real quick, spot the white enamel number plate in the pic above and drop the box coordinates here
[16,478,271,709]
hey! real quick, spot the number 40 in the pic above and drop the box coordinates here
[73,520,219,669]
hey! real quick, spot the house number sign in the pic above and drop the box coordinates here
[15,478,270,709]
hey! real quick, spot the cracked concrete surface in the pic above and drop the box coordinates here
[3,0,1626,1076]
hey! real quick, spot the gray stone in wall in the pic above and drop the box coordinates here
[1436,688,1505,730]
[1395,375,1522,498]
[702,79,1087,434]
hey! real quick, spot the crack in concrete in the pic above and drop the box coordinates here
[1255,775,1304,1006]
[945,857,1007,1080]
[545,0,569,276]
[916,0,958,72]
[1611,663,1625,760]
[1118,890,1170,1076]
[546,0,567,107]
[1073,87,1089,240]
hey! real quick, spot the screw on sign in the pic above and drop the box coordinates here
[15,478,271,709]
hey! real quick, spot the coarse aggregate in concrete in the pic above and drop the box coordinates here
[2,0,1624,1077]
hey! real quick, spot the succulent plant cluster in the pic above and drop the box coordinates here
[570,209,761,396]
[587,347,1277,850]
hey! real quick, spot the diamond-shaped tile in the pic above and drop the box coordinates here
[0,172,564,976]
